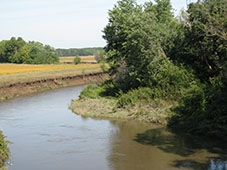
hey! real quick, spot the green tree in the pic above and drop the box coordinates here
[0,41,7,62]
[25,41,59,64]
[168,0,227,139]
[0,37,26,63]
[103,0,185,92]
[55,47,104,56]
[0,37,59,64]
[170,0,227,83]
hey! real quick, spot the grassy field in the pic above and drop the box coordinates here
[0,63,99,75]
[0,55,105,101]
[0,56,97,75]
[0,63,102,87]
[59,56,97,64]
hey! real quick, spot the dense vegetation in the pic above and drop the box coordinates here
[0,37,59,64]
[0,131,9,169]
[168,0,227,139]
[55,47,104,56]
[80,0,227,139]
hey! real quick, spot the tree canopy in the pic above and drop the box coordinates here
[103,0,192,94]
[101,0,227,139]
[55,47,104,57]
[168,0,227,137]
[0,37,59,64]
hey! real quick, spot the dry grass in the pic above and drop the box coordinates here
[81,56,96,62]
[59,56,97,64]
[0,63,102,87]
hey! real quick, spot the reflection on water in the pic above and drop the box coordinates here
[0,86,226,170]
[108,122,227,170]
[209,159,227,170]
[133,128,227,170]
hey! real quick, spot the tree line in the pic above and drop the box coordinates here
[0,37,105,64]
[0,37,59,64]
[84,0,227,139]
[56,47,104,56]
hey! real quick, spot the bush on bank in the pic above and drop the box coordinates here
[74,81,176,125]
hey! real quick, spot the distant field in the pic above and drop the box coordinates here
[0,63,98,75]
[59,56,97,64]
[0,63,102,87]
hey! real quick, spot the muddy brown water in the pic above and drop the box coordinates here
[0,86,226,170]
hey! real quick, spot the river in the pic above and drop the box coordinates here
[0,86,226,170]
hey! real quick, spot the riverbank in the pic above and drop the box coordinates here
[0,64,106,102]
[69,83,175,125]
[70,96,174,125]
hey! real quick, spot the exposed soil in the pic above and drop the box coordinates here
[0,72,107,102]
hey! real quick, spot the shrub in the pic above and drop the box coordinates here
[74,56,81,64]
[116,87,156,108]
[79,84,104,99]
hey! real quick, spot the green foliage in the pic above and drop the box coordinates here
[117,87,155,108]
[73,56,81,64]
[55,47,104,56]
[0,37,59,64]
[25,41,59,64]
[167,0,227,139]
[100,62,108,72]
[79,84,105,99]
[0,37,26,63]
[169,82,206,127]
[103,0,179,90]
[79,81,120,99]
[169,80,227,139]
[170,0,227,83]
[101,0,227,139]
[0,132,9,168]
[103,0,192,95]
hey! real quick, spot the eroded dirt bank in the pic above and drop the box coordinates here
[0,72,107,102]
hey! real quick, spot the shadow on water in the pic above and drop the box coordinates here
[134,128,227,170]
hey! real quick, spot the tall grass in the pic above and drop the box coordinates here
[0,132,9,169]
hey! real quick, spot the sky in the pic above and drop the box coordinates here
[0,0,197,49]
